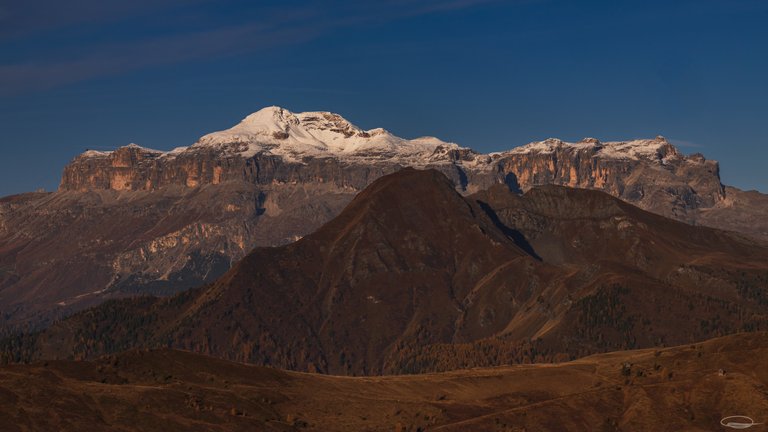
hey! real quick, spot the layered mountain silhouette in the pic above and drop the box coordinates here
[5,169,768,375]
[3,107,768,332]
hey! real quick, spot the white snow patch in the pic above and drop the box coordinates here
[81,150,113,157]
[122,143,165,154]
[189,106,474,165]
[508,136,679,162]
[80,143,166,159]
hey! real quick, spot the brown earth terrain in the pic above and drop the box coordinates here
[1,332,767,431]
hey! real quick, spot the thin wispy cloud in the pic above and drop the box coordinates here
[0,0,215,40]
[0,22,323,95]
[0,0,504,96]
[395,0,519,16]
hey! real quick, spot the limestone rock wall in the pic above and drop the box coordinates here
[496,143,725,222]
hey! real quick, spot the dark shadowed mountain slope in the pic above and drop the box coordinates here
[7,169,768,375]
[25,169,550,374]
[473,183,765,270]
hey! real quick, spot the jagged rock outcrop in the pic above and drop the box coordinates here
[0,106,766,329]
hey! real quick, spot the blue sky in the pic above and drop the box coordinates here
[1,0,766,195]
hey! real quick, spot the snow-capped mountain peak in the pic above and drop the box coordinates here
[235,106,301,133]
[73,107,685,171]
[189,106,464,163]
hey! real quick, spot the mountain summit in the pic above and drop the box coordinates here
[194,106,456,160]
[181,106,475,165]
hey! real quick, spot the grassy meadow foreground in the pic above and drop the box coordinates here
[1,332,766,431]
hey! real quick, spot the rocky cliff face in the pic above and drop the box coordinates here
[58,130,749,233]
[61,145,501,194]
[1,106,766,329]
[0,181,357,331]
[498,137,726,222]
